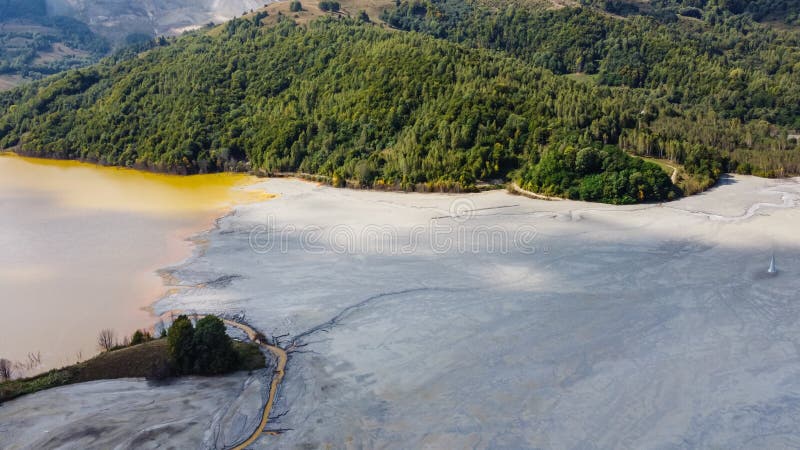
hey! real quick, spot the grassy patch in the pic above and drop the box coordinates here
[218,0,395,32]
[0,368,77,403]
[235,341,267,370]
[639,156,676,175]
[673,169,716,196]
[638,156,715,196]
[0,339,264,403]
[564,72,598,85]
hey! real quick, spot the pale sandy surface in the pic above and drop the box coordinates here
[150,175,800,449]
[0,370,269,449]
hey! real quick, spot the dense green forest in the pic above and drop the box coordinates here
[587,0,800,24]
[0,17,681,202]
[1,0,799,203]
[519,144,677,202]
[382,0,800,178]
[382,0,800,125]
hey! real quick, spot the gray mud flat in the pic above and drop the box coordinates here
[4,175,800,449]
[0,371,268,449]
[156,175,800,449]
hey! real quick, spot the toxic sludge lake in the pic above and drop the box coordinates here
[3,154,800,448]
[0,154,267,371]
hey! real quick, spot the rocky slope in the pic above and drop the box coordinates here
[46,0,267,39]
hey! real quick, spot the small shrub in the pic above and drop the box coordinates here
[319,1,340,12]
[167,315,195,374]
[0,358,12,381]
[235,342,266,370]
[131,329,153,346]
[289,1,302,12]
[98,329,115,352]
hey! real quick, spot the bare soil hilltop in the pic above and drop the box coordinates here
[46,0,268,39]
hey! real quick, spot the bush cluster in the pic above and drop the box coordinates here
[319,1,340,12]
[167,315,240,375]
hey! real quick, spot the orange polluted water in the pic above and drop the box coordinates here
[0,154,271,373]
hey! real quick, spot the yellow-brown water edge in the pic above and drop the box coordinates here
[0,153,272,373]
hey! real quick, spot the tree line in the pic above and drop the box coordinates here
[98,315,243,376]
[1,4,799,202]
[0,17,686,202]
[382,0,800,177]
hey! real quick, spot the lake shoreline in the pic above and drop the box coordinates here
[5,149,765,201]
[3,174,800,447]
[0,153,268,375]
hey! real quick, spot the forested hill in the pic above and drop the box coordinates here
[0,0,264,90]
[0,17,679,203]
[382,0,800,179]
[0,0,108,85]
[584,0,800,24]
[0,0,799,203]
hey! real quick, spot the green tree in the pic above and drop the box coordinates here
[130,329,152,345]
[131,330,145,345]
[167,315,195,374]
[319,1,341,12]
[192,316,239,375]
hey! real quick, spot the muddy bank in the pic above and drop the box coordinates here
[0,371,270,449]
[150,175,800,448]
[0,154,267,373]
[3,174,799,449]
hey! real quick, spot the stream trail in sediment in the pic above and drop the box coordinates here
[106,176,800,449]
[166,313,287,449]
[180,290,453,448]
[221,318,288,450]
